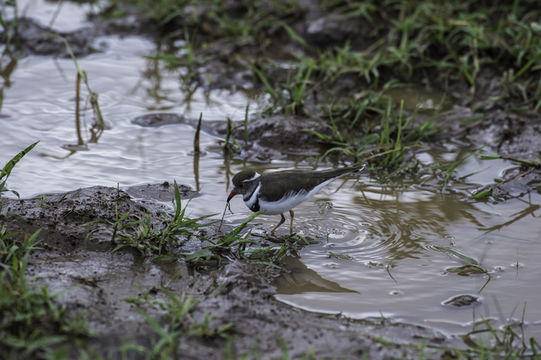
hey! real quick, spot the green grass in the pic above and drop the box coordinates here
[123,286,235,358]
[0,227,92,358]
[2,1,540,357]
[101,0,540,176]
[187,210,311,268]
[86,181,215,257]
[449,302,541,359]
[85,180,302,268]
[0,142,93,357]
[0,0,19,51]
[0,141,39,199]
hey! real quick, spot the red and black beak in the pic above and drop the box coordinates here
[227,188,237,203]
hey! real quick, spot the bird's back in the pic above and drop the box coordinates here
[259,165,363,202]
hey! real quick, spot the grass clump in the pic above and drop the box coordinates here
[451,303,541,359]
[87,181,214,257]
[91,181,305,268]
[123,286,235,358]
[187,210,310,269]
[0,227,91,358]
[102,0,540,176]
[323,0,541,107]
[0,141,91,358]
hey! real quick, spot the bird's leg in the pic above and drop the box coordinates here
[271,213,286,235]
[289,210,294,234]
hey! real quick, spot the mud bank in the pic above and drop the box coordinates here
[0,184,455,358]
[2,1,540,357]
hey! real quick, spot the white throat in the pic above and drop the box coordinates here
[244,182,261,209]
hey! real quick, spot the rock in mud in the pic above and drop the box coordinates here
[131,113,188,127]
[125,181,196,202]
[442,294,481,308]
[219,114,330,161]
[13,18,95,57]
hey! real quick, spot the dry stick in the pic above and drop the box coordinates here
[218,201,233,232]
[501,167,535,185]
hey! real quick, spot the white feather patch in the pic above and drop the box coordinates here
[243,172,261,182]
[244,182,261,209]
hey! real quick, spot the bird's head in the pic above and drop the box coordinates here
[227,170,261,202]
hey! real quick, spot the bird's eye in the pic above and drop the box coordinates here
[239,183,245,188]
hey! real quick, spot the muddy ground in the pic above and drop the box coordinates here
[1,185,457,358]
[2,1,541,359]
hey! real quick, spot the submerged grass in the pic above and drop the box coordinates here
[60,36,106,145]
[103,0,540,177]
[0,0,19,51]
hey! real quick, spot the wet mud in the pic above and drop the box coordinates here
[0,185,452,358]
[3,0,541,357]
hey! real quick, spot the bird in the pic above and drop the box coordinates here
[226,164,365,234]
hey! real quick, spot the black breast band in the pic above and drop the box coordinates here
[250,197,260,212]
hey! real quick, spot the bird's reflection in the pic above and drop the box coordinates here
[276,257,358,294]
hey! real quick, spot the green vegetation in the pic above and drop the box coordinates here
[0,141,38,200]
[60,37,106,150]
[123,286,235,358]
[2,0,540,358]
[446,303,541,359]
[0,142,91,358]
[0,227,92,358]
[86,181,215,256]
[103,0,540,185]
[87,181,307,267]
[0,0,19,50]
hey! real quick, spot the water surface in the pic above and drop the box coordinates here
[1,5,540,346]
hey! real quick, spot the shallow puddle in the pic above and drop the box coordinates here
[1,6,540,348]
[274,167,541,340]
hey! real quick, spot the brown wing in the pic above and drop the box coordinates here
[259,166,361,202]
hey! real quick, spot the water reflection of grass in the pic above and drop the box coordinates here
[2,0,540,357]
[35,36,107,160]
[103,0,540,190]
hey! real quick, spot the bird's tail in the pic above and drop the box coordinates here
[319,163,366,179]
[348,163,366,173]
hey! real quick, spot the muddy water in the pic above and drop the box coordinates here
[274,162,541,340]
[1,2,540,347]
[17,0,95,32]
[1,35,252,197]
